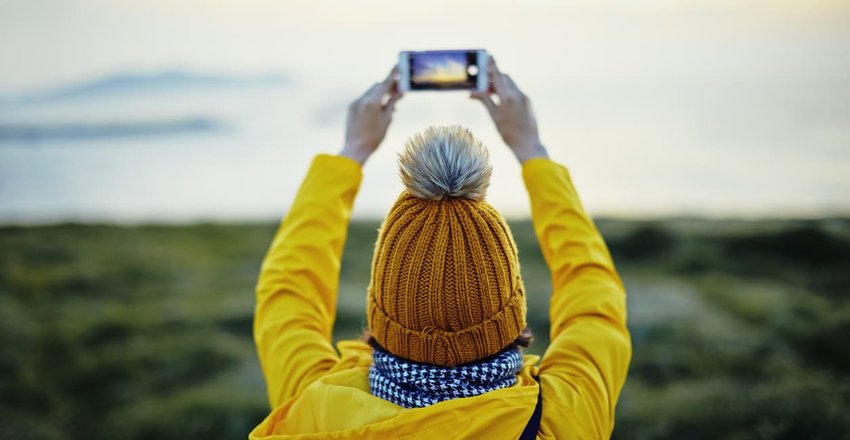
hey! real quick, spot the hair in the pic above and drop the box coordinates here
[362,327,533,360]
[398,125,492,201]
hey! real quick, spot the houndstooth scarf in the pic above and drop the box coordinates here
[369,346,524,408]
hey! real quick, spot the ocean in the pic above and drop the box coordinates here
[1,72,848,223]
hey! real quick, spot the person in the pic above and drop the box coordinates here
[250,58,631,439]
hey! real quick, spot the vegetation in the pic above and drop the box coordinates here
[1,218,848,439]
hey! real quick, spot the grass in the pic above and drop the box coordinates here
[1,218,848,439]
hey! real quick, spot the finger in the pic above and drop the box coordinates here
[488,57,509,96]
[470,91,497,117]
[363,67,398,106]
[383,91,403,114]
[503,74,523,96]
[503,74,523,92]
[375,66,399,96]
[489,56,500,75]
[361,82,381,100]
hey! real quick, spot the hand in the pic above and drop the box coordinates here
[339,67,403,166]
[470,58,548,164]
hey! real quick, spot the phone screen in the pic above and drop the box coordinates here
[408,50,480,90]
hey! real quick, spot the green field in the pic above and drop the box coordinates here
[1,218,849,439]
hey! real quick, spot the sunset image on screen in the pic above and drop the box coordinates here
[411,52,469,85]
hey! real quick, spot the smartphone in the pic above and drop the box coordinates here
[398,49,489,92]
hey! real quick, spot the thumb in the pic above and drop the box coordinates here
[470,91,497,117]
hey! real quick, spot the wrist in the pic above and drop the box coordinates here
[512,142,549,164]
[339,145,371,166]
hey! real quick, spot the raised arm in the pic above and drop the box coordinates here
[525,159,631,439]
[472,58,631,438]
[254,155,361,407]
[254,68,402,408]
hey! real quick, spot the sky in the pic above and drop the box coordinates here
[412,52,470,83]
[1,0,849,220]
[2,0,849,93]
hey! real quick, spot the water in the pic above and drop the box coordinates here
[1,76,848,223]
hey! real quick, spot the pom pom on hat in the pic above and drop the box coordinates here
[398,126,492,201]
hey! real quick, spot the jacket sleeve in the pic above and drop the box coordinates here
[254,154,362,409]
[523,158,631,439]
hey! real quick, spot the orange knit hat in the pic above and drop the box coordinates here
[367,126,527,367]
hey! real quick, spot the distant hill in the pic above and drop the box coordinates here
[0,117,223,143]
[0,70,291,106]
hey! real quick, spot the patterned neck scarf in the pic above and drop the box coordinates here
[369,346,524,408]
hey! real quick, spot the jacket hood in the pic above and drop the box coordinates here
[249,341,541,440]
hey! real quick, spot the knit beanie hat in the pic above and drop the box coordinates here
[367,126,527,367]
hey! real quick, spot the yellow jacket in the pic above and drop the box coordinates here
[251,154,631,439]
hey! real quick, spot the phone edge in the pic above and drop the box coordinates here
[477,50,489,92]
[397,52,410,93]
